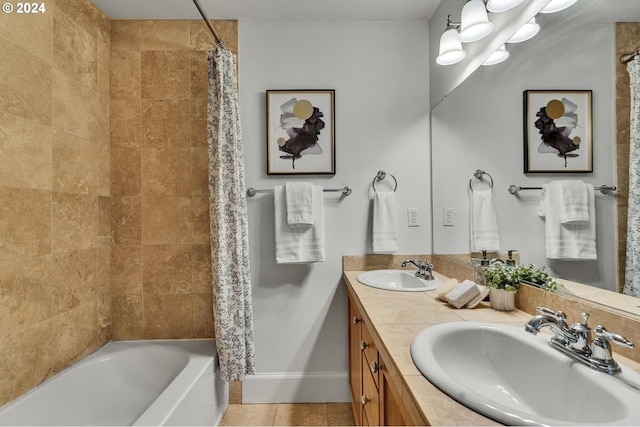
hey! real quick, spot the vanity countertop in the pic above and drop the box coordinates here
[343,269,640,426]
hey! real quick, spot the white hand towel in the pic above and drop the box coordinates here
[557,180,589,224]
[539,183,597,260]
[373,191,398,253]
[285,182,314,226]
[275,185,325,263]
[470,188,500,252]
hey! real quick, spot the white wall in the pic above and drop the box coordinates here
[238,20,431,402]
[431,6,620,290]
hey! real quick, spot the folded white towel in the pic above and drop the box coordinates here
[373,191,398,253]
[274,185,325,263]
[285,182,314,226]
[470,188,500,252]
[539,183,597,260]
[557,180,589,224]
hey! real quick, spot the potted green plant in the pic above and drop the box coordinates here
[481,264,559,311]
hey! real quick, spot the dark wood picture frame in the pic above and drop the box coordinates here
[523,90,593,173]
[266,89,335,175]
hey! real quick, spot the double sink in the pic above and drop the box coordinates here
[356,269,640,425]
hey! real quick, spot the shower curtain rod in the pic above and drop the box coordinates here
[620,48,640,64]
[192,0,223,46]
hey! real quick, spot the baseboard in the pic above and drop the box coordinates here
[242,372,351,404]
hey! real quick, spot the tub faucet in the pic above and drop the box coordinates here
[525,306,635,374]
[401,259,435,280]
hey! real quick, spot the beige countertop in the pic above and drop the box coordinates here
[343,269,640,426]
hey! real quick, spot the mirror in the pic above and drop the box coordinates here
[431,0,640,314]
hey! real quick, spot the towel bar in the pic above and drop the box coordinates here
[508,184,616,195]
[246,186,352,197]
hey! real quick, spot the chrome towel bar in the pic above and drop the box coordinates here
[246,186,352,197]
[508,184,616,195]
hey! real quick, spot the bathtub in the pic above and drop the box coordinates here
[0,339,228,426]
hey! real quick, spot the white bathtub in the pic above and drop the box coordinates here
[0,339,228,426]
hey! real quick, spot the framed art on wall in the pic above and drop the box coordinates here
[523,90,593,173]
[266,89,335,175]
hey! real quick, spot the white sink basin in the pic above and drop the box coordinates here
[411,322,640,426]
[357,270,441,292]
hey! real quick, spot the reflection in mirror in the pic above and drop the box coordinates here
[430,1,640,315]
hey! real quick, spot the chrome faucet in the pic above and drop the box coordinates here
[401,259,435,280]
[525,306,635,374]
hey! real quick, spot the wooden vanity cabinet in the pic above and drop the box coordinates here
[349,298,363,426]
[348,295,415,426]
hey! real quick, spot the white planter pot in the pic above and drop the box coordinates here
[490,288,515,311]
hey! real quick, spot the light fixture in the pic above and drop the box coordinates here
[482,44,509,66]
[436,15,467,66]
[539,0,578,14]
[507,17,540,43]
[459,0,494,43]
[485,0,524,13]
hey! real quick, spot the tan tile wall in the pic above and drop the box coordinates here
[109,20,238,339]
[616,23,640,292]
[0,0,111,406]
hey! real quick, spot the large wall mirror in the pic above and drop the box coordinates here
[431,0,640,315]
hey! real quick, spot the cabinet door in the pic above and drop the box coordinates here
[380,364,412,426]
[348,298,362,426]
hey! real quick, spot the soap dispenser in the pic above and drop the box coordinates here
[474,250,490,286]
[506,249,517,267]
[480,250,490,267]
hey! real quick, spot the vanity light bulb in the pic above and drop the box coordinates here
[486,0,524,13]
[507,17,540,43]
[436,28,467,65]
[539,0,579,14]
[482,44,509,66]
[459,0,494,43]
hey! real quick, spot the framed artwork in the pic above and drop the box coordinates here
[266,89,335,175]
[523,90,593,173]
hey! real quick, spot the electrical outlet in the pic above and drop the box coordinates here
[407,208,419,227]
[443,207,454,226]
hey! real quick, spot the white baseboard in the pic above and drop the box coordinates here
[242,372,351,404]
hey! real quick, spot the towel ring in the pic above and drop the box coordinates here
[372,170,398,192]
[469,169,493,192]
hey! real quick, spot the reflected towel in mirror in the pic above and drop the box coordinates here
[470,188,500,252]
[558,180,590,224]
[538,182,597,260]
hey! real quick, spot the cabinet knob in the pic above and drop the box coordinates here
[370,361,380,373]
[352,316,361,325]
[361,395,370,405]
[360,341,368,351]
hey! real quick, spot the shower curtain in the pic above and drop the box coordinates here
[624,56,640,298]
[207,45,255,380]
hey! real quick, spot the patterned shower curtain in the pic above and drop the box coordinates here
[207,45,256,380]
[624,56,640,297]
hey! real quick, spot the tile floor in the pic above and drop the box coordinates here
[220,403,356,426]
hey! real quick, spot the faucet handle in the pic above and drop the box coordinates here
[581,312,590,325]
[594,325,635,349]
[536,306,567,323]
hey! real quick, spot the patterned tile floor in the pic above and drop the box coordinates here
[220,403,356,426]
